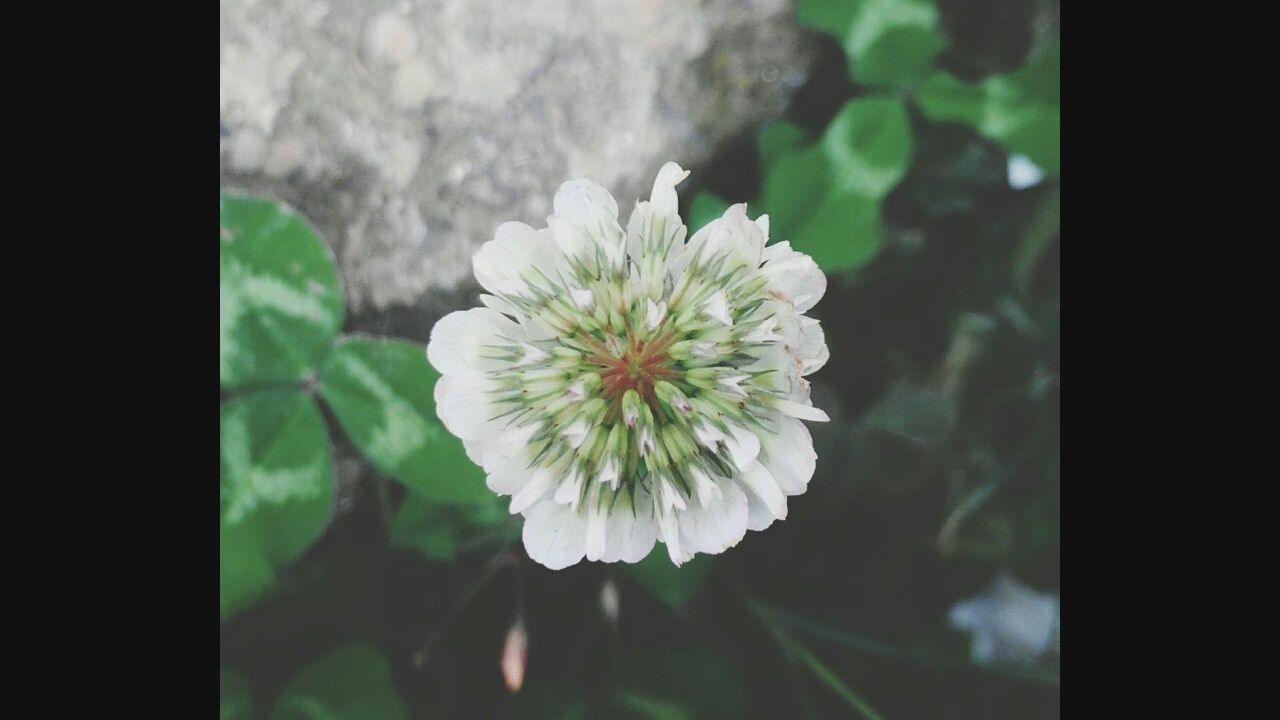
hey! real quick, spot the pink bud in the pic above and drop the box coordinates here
[501,616,528,693]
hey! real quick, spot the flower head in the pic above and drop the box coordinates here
[427,162,829,569]
[949,574,1061,666]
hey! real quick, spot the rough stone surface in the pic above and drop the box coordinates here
[220,0,814,334]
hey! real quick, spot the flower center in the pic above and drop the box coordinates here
[594,328,679,416]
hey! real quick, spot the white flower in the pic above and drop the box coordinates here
[1007,153,1046,190]
[949,574,1061,666]
[427,161,830,570]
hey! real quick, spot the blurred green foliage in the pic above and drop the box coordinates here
[220,0,1059,714]
[696,0,1060,281]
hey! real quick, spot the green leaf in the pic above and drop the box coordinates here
[220,390,334,620]
[318,336,490,503]
[916,44,1060,174]
[687,193,729,235]
[613,647,746,720]
[611,691,694,720]
[757,121,808,171]
[761,97,912,271]
[785,640,885,720]
[823,96,916,198]
[624,549,714,616]
[389,491,515,561]
[221,667,256,720]
[797,0,856,37]
[220,193,344,390]
[270,643,409,720]
[798,0,945,88]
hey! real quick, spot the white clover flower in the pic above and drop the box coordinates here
[949,574,1061,666]
[427,162,830,570]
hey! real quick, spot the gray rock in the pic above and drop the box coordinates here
[220,0,815,335]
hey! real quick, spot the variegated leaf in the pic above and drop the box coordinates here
[220,390,333,620]
[318,337,491,503]
[220,193,343,389]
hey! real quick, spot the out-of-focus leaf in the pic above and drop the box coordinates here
[613,647,746,720]
[389,491,515,561]
[917,43,1060,174]
[1012,184,1061,295]
[861,383,956,450]
[799,0,945,88]
[611,690,694,720]
[762,97,912,271]
[270,643,409,720]
[757,121,808,170]
[782,637,885,720]
[220,193,343,389]
[624,550,714,616]
[687,193,729,235]
[797,0,857,36]
[318,336,490,504]
[220,390,333,620]
[897,122,1007,218]
[221,667,255,720]
[823,97,916,198]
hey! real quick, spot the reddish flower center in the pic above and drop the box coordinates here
[588,328,679,414]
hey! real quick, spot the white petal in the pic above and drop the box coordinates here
[516,343,551,367]
[426,307,524,377]
[509,462,564,514]
[760,241,827,313]
[551,179,626,270]
[472,222,566,298]
[646,299,667,330]
[743,481,780,532]
[674,203,765,275]
[737,462,787,525]
[743,316,783,344]
[655,504,687,566]
[689,466,723,508]
[702,290,733,325]
[601,485,658,563]
[562,418,590,449]
[463,439,486,468]
[692,420,726,449]
[724,424,760,472]
[706,203,765,268]
[479,293,520,318]
[554,177,619,224]
[796,317,829,375]
[755,214,770,241]
[434,373,500,441]
[554,464,587,507]
[487,452,533,496]
[759,417,816,496]
[659,474,688,512]
[677,477,748,555]
[585,487,609,561]
[522,498,588,570]
[650,161,690,215]
[596,456,620,490]
[477,422,539,473]
[570,286,595,311]
[772,398,831,422]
